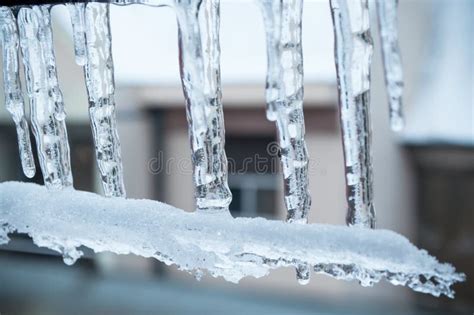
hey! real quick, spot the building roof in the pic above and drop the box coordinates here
[402,1,473,147]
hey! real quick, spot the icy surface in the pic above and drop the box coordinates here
[84,3,125,197]
[0,182,465,298]
[18,6,73,189]
[376,0,404,131]
[0,7,36,179]
[329,0,375,228]
[175,0,232,211]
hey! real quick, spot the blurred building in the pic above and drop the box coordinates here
[0,0,472,314]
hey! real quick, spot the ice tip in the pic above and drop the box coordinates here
[22,165,36,178]
[297,277,310,285]
[296,264,311,285]
[61,247,83,266]
[75,55,87,66]
[390,115,405,132]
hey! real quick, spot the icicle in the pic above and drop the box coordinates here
[376,0,404,131]
[329,0,375,228]
[0,7,36,178]
[174,0,232,212]
[84,3,126,198]
[257,0,310,225]
[67,3,87,66]
[258,0,311,284]
[18,6,73,189]
[37,6,67,122]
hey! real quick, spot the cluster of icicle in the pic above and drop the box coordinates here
[0,0,443,294]
[1,3,123,196]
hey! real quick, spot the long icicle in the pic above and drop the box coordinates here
[84,3,126,197]
[18,6,73,189]
[329,0,375,228]
[39,5,67,122]
[0,7,36,178]
[258,0,311,283]
[174,0,232,212]
[67,3,87,66]
[376,0,404,131]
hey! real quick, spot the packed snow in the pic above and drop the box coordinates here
[0,182,465,298]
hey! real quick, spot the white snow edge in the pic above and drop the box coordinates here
[0,181,465,298]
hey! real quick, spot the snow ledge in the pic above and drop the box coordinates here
[0,181,465,298]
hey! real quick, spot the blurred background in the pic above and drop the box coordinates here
[0,0,472,314]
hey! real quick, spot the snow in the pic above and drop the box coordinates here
[403,1,473,146]
[0,181,465,298]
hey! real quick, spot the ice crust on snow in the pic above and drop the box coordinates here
[0,182,465,298]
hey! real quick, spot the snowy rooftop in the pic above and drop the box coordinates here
[0,182,465,298]
[403,1,473,146]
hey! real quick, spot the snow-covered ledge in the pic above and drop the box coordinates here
[0,182,465,298]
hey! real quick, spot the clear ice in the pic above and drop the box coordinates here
[67,3,87,66]
[0,182,466,298]
[0,0,463,299]
[376,0,404,131]
[0,7,36,178]
[257,0,311,284]
[257,0,311,223]
[83,3,126,197]
[329,0,375,228]
[18,6,73,189]
[174,0,232,211]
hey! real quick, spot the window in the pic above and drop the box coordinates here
[226,136,279,219]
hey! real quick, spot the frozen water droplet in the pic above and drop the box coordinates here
[62,254,76,266]
[296,264,310,285]
[194,269,204,281]
[390,113,404,132]
[61,247,82,266]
